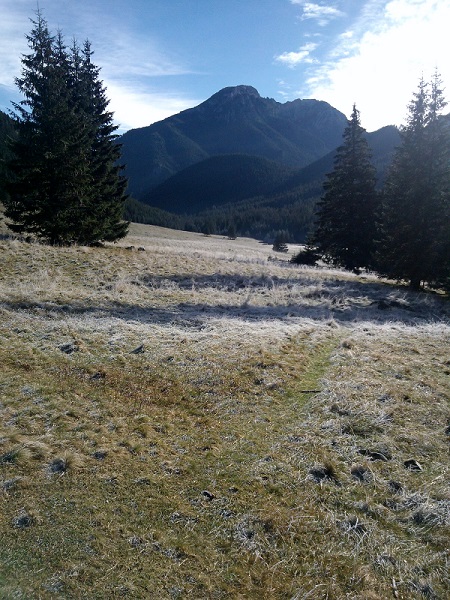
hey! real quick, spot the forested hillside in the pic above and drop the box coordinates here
[126,124,400,241]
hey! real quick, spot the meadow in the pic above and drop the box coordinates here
[1,223,449,599]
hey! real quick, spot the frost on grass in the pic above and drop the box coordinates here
[0,225,449,599]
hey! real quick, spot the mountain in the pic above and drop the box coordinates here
[119,85,349,199]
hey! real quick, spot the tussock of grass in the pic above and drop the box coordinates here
[1,224,449,598]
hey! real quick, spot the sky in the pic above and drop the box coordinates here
[0,0,448,133]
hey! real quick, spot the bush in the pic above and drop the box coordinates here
[291,246,320,266]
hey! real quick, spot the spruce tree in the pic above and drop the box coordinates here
[272,230,289,252]
[377,75,449,289]
[0,111,16,203]
[426,73,450,290]
[311,105,378,272]
[4,12,128,245]
[67,40,128,244]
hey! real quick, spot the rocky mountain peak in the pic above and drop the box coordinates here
[210,85,261,100]
[119,85,351,196]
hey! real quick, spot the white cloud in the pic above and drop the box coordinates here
[275,43,319,67]
[105,82,200,133]
[94,28,194,81]
[290,1,344,25]
[0,2,32,89]
[0,1,196,130]
[304,0,450,130]
[97,32,198,131]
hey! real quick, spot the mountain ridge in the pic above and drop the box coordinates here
[119,85,349,199]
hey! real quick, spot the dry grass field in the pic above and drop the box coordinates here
[1,223,449,599]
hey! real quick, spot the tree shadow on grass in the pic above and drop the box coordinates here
[2,271,448,328]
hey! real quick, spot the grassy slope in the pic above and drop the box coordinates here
[0,224,449,599]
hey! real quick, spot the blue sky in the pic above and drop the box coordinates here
[1,0,448,133]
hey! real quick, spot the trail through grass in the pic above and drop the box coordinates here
[1,225,449,598]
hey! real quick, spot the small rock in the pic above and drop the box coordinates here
[128,536,144,548]
[388,480,403,493]
[309,464,339,484]
[13,513,34,528]
[351,465,372,482]
[130,344,145,354]
[359,448,392,461]
[91,372,106,381]
[134,477,151,485]
[202,490,215,501]
[377,394,393,403]
[48,458,67,474]
[59,342,79,354]
[93,451,107,460]
[0,450,17,464]
[404,459,422,471]
[1,477,21,492]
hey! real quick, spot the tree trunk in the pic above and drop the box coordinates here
[409,276,422,291]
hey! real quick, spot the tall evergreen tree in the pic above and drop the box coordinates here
[4,12,128,245]
[66,40,128,244]
[0,111,16,204]
[377,74,449,289]
[311,105,378,272]
[427,73,450,290]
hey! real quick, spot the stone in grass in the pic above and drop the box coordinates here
[358,447,392,461]
[377,393,393,403]
[309,463,340,485]
[404,459,422,471]
[93,450,107,461]
[59,342,79,354]
[128,536,144,548]
[388,480,403,494]
[130,344,145,354]
[202,490,215,501]
[0,449,18,464]
[411,581,438,599]
[2,477,22,492]
[351,465,372,482]
[13,512,34,528]
[48,458,67,474]
[91,371,106,381]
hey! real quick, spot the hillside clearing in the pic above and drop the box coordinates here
[1,224,449,599]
